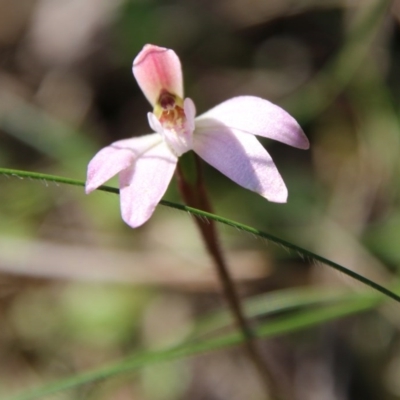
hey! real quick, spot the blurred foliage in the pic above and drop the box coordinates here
[1,0,400,399]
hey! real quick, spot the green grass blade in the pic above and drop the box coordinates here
[0,167,399,304]
[190,287,382,338]
[9,291,381,400]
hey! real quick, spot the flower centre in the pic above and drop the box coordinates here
[154,90,186,131]
[149,90,195,157]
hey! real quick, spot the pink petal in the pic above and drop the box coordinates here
[119,141,178,228]
[86,147,133,194]
[133,44,183,107]
[86,134,162,193]
[184,97,196,132]
[196,96,309,149]
[115,133,164,154]
[193,120,288,202]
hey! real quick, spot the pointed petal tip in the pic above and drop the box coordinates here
[85,184,94,195]
[121,211,150,229]
[273,194,288,204]
[85,180,99,195]
[85,169,100,194]
[294,127,310,150]
[301,137,311,150]
[260,186,288,204]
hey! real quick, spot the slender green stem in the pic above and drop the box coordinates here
[0,167,399,304]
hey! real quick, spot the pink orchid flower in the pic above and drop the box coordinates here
[86,44,309,228]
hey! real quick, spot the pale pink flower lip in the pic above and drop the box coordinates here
[86,44,309,228]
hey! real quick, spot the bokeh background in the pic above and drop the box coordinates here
[1,0,400,399]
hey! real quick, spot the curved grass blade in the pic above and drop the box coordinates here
[9,290,381,400]
[0,167,399,304]
[190,286,383,339]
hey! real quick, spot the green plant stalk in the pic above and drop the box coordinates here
[0,167,399,303]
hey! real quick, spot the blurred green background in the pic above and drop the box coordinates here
[1,0,400,399]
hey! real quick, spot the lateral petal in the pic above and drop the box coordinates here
[193,120,288,202]
[86,134,162,193]
[133,44,183,107]
[119,141,178,228]
[196,96,309,149]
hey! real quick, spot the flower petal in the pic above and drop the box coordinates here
[193,119,288,202]
[196,96,309,149]
[86,147,133,194]
[133,44,183,107]
[86,134,162,193]
[119,141,178,228]
[184,97,196,132]
[116,133,164,154]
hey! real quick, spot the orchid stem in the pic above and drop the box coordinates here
[176,153,283,400]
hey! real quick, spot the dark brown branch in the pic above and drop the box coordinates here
[176,153,284,400]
